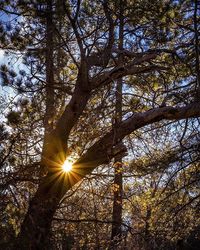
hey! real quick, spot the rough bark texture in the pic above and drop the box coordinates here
[11,2,200,247]
[111,81,123,243]
[111,2,124,245]
[15,100,200,249]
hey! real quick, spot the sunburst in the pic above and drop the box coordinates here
[62,159,73,173]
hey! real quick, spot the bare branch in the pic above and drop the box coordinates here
[72,102,200,178]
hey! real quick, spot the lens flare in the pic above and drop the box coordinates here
[62,159,73,173]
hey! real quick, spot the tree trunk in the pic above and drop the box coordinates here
[111,1,124,246]
[15,183,60,249]
[14,1,58,248]
[111,157,123,242]
[111,78,123,244]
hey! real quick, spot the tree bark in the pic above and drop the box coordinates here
[41,0,55,178]
[111,1,124,245]
[5,1,200,249]
[15,101,200,249]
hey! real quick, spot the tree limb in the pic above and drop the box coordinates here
[72,102,200,179]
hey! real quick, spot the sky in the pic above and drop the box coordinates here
[0,49,7,64]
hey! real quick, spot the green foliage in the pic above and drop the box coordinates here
[7,111,21,125]
[0,0,200,249]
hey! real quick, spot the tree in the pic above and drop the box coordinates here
[0,0,200,248]
[110,0,124,245]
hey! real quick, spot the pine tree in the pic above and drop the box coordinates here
[0,0,200,248]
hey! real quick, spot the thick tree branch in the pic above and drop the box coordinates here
[72,102,200,178]
[39,102,200,199]
[43,60,90,165]
[91,53,164,89]
[55,53,159,142]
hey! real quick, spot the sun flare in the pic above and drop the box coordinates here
[62,159,73,173]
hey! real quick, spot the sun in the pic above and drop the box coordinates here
[62,159,73,173]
